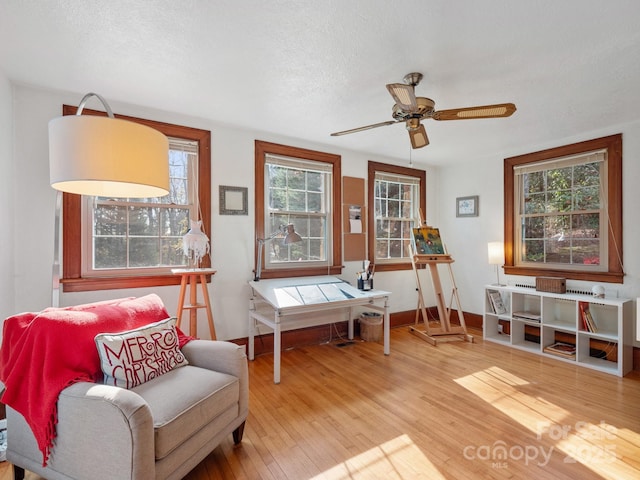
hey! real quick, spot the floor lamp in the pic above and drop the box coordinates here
[49,92,170,306]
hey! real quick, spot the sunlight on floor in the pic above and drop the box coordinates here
[311,434,445,480]
[454,366,640,479]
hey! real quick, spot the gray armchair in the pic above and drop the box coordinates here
[7,339,248,480]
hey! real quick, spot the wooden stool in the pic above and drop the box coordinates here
[172,268,216,339]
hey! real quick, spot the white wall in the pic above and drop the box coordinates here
[437,122,640,346]
[11,84,638,346]
[0,70,14,323]
[10,84,437,340]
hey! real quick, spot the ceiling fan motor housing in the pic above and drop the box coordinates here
[392,97,435,121]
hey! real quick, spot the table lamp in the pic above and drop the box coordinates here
[487,241,504,285]
[254,224,302,281]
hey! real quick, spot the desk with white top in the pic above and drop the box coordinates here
[248,276,391,384]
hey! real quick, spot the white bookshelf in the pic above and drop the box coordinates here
[484,285,633,377]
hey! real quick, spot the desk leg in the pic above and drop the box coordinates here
[274,312,281,384]
[348,306,354,340]
[248,315,255,361]
[383,298,390,356]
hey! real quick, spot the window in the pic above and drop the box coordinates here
[62,106,211,292]
[255,140,342,279]
[504,134,623,283]
[367,161,426,272]
[82,138,198,276]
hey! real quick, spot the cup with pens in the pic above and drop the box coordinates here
[357,261,374,290]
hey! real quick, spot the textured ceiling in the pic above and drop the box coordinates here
[2,0,640,166]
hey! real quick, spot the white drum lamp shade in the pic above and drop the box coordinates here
[487,242,504,265]
[487,241,505,285]
[49,94,169,198]
[49,92,170,309]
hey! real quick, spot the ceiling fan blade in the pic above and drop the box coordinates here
[409,124,429,149]
[386,83,418,112]
[432,103,516,121]
[330,120,398,136]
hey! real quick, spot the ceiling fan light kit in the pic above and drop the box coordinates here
[331,72,516,149]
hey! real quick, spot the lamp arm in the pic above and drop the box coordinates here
[76,92,114,118]
[255,238,266,281]
[254,228,285,281]
[52,190,62,307]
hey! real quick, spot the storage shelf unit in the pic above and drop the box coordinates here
[484,285,633,377]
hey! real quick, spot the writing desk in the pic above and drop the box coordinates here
[248,275,391,383]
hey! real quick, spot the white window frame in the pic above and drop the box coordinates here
[81,138,199,277]
[513,150,608,272]
[263,154,333,271]
[373,171,421,264]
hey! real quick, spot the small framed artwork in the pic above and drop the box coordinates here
[219,186,248,215]
[456,195,479,217]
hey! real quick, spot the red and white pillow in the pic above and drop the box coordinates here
[95,317,188,389]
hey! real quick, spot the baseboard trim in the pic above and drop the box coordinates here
[230,307,638,371]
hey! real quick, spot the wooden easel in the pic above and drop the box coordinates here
[409,224,473,346]
[172,268,217,340]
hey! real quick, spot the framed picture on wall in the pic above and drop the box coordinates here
[456,195,479,217]
[219,185,248,215]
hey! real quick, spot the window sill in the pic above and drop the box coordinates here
[372,263,414,272]
[257,265,343,280]
[503,266,623,284]
[62,274,186,292]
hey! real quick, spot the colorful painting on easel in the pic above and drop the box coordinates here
[412,227,445,254]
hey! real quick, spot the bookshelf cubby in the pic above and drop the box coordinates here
[484,285,633,377]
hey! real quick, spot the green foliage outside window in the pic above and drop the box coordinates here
[520,161,602,266]
[266,163,328,264]
[92,148,193,271]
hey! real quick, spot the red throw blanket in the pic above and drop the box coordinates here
[0,294,193,466]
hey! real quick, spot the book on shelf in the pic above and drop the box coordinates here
[498,319,511,336]
[512,311,541,322]
[487,290,507,315]
[579,301,598,333]
[544,341,576,358]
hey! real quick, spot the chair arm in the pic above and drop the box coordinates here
[8,382,155,480]
[181,340,249,417]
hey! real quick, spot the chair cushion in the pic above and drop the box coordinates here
[95,317,189,389]
[132,364,239,459]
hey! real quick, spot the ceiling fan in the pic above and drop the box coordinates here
[330,72,516,149]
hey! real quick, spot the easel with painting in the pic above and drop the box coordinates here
[409,215,473,345]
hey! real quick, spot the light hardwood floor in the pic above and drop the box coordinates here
[2,326,639,479]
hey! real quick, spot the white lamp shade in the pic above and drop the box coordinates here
[487,241,504,265]
[49,114,169,197]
